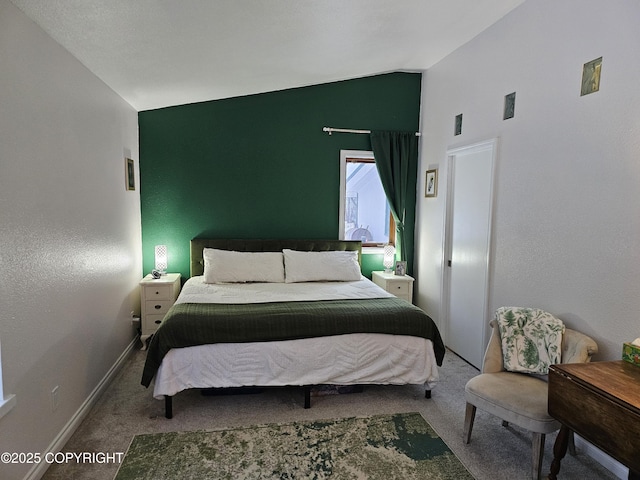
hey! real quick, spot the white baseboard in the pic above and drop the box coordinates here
[575,435,629,479]
[24,336,138,480]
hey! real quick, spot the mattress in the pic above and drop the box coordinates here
[151,276,439,399]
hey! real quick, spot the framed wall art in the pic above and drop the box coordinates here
[125,158,135,191]
[504,92,516,120]
[454,114,463,136]
[425,169,437,197]
[581,57,602,96]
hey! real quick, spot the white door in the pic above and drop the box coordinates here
[444,139,496,369]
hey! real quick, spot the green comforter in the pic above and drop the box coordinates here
[141,297,445,387]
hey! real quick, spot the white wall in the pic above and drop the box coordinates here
[415,0,640,361]
[0,1,141,479]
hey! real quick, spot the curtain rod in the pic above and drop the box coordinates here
[322,126,421,137]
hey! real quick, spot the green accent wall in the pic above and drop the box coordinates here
[139,72,422,279]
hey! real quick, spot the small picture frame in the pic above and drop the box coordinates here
[454,114,463,136]
[425,169,437,197]
[581,57,602,96]
[125,158,135,191]
[503,92,516,120]
[394,261,407,276]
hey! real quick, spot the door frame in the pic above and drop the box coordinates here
[440,138,497,363]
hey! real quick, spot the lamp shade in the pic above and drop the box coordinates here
[383,244,396,272]
[154,245,168,273]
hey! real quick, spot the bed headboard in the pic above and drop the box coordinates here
[190,239,362,277]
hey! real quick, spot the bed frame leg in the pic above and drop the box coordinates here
[303,386,311,409]
[425,389,432,399]
[165,395,173,419]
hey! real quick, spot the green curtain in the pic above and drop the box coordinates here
[370,131,419,275]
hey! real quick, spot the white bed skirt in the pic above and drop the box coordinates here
[153,333,439,399]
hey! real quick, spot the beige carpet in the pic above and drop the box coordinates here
[42,347,617,480]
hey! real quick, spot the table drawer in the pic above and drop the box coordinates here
[144,299,174,315]
[143,284,175,300]
[386,281,410,295]
[549,368,640,471]
[142,314,166,334]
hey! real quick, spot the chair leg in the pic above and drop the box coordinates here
[531,432,545,480]
[463,403,476,444]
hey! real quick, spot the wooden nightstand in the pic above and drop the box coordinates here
[371,271,414,303]
[139,273,181,349]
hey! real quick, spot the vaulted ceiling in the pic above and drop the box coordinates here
[10,0,524,111]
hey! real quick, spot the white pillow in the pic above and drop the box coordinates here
[283,249,361,283]
[203,249,285,283]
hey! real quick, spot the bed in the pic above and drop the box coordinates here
[142,239,445,418]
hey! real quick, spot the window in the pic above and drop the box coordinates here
[339,150,395,247]
[0,340,16,420]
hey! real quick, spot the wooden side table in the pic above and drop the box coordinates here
[371,271,414,303]
[139,273,181,349]
[548,360,640,479]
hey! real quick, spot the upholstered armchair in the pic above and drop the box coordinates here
[463,318,598,480]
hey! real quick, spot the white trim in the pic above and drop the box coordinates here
[441,138,498,362]
[24,336,138,480]
[574,436,629,479]
[0,339,17,420]
[0,394,16,420]
[362,246,385,255]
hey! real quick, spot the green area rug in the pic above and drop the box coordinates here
[115,412,474,479]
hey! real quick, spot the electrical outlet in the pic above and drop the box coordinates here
[51,386,59,412]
